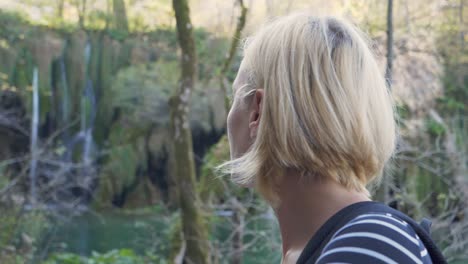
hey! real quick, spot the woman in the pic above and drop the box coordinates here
[220,13,435,263]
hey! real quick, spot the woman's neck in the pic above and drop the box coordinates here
[274,171,370,264]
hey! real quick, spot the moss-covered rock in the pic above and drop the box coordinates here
[64,30,87,119]
[94,59,225,208]
[0,45,18,81]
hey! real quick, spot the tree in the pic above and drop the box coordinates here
[220,0,248,117]
[56,0,65,20]
[113,0,129,32]
[385,0,394,87]
[376,0,394,204]
[72,0,87,27]
[170,0,210,263]
[459,0,464,50]
[218,1,248,263]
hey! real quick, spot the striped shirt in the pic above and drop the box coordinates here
[316,213,433,264]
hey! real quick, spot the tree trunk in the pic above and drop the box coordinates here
[113,0,129,32]
[171,0,210,263]
[385,0,394,87]
[105,0,111,29]
[376,0,393,204]
[220,0,248,117]
[460,0,464,50]
[75,0,87,28]
[56,0,64,20]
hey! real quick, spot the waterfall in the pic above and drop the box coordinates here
[80,42,90,133]
[59,49,70,130]
[82,41,96,166]
[83,81,96,166]
[65,40,96,165]
[29,67,39,205]
[56,39,97,210]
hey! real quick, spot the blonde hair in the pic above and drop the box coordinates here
[221,13,396,204]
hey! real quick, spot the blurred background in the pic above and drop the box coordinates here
[0,0,466,263]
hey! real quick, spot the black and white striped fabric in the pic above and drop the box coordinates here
[316,213,432,264]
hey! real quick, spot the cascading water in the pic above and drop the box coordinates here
[57,39,98,255]
[65,40,96,167]
[82,41,96,166]
[29,67,39,206]
[59,47,71,143]
[76,40,96,256]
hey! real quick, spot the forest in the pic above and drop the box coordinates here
[0,0,466,263]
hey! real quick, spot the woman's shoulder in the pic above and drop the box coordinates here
[316,212,433,264]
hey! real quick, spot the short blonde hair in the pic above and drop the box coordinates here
[221,13,396,204]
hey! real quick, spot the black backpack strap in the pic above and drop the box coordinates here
[373,206,447,264]
[297,201,382,264]
[420,218,432,234]
[297,201,447,264]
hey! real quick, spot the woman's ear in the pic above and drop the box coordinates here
[248,89,264,139]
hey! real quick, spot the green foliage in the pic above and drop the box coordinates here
[437,63,467,115]
[198,136,282,263]
[396,103,410,120]
[437,96,465,113]
[395,103,410,129]
[425,117,446,137]
[0,207,17,249]
[0,10,30,41]
[86,10,110,31]
[147,28,178,47]
[193,28,232,80]
[108,29,129,41]
[198,135,230,202]
[44,252,84,264]
[437,42,467,116]
[99,140,143,199]
[199,135,263,206]
[0,208,50,264]
[110,61,177,125]
[434,2,467,117]
[343,1,386,36]
[199,135,259,203]
[43,249,165,264]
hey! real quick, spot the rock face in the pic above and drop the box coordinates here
[373,37,443,139]
[393,50,442,114]
[0,19,228,209]
[373,37,443,115]
[0,90,28,163]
